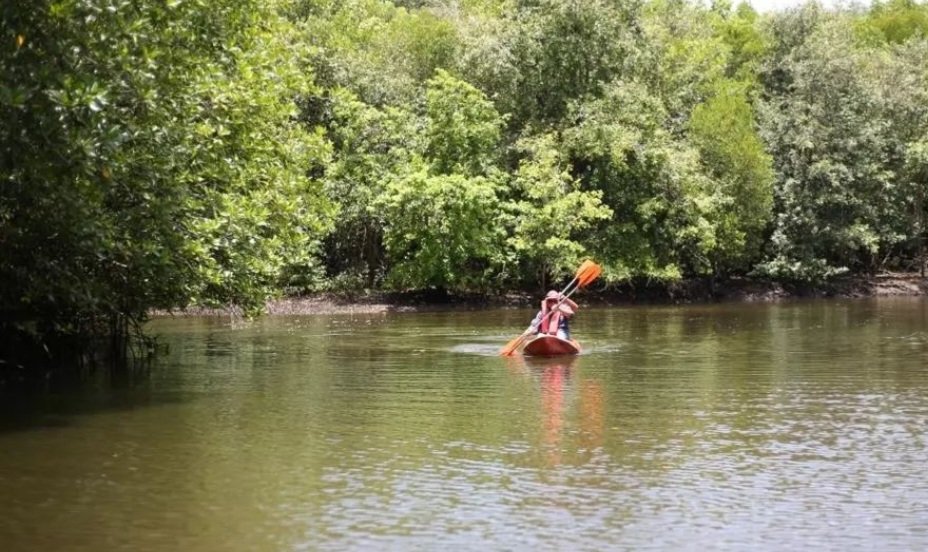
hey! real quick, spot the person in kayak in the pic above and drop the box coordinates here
[528,290,579,340]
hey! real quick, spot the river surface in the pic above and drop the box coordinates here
[2,299,928,551]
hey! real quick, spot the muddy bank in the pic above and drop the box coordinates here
[595,272,928,304]
[151,291,515,317]
[150,273,928,317]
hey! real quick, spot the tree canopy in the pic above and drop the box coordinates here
[3,0,928,368]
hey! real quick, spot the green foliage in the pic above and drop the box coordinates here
[317,70,505,291]
[504,0,644,126]
[861,0,928,44]
[690,79,774,272]
[1,0,331,364]
[903,137,928,268]
[562,82,722,281]
[637,0,773,277]
[6,0,928,370]
[756,10,926,279]
[375,70,507,290]
[296,0,462,105]
[182,10,334,310]
[644,0,730,125]
[377,168,505,290]
[906,138,928,180]
[317,88,420,287]
[382,9,461,83]
[425,70,503,176]
[715,2,770,83]
[758,24,883,278]
[508,134,613,281]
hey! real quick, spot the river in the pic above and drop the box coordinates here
[2,299,928,550]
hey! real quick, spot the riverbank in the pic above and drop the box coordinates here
[150,272,928,317]
[610,271,928,304]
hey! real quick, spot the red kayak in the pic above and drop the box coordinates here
[522,335,581,357]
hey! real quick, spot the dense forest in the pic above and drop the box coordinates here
[2,0,928,367]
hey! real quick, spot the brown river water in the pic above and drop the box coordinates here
[1,298,928,550]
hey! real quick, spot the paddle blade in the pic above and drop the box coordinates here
[499,334,524,356]
[576,261,602,287]
[573,260,595,279]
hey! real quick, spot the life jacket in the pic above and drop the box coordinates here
[539,301,562,335]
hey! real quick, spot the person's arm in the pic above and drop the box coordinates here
[526,311,542,334]
[559,294,578,311]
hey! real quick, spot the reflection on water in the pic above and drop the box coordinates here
[504,356,605,469]
[1,299,928,550]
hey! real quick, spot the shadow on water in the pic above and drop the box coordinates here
[0,316,271,434]
[0,359,186,434]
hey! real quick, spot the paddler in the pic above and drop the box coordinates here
[527,290,579,340]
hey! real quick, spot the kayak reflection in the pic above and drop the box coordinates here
[506,355,605,467]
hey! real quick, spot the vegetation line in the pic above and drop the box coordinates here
[2,0,928,371]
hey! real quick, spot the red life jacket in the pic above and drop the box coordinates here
[540,308,561,335]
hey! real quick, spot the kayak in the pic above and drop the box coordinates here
[522,335,581,357]
[522,335,581,356]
